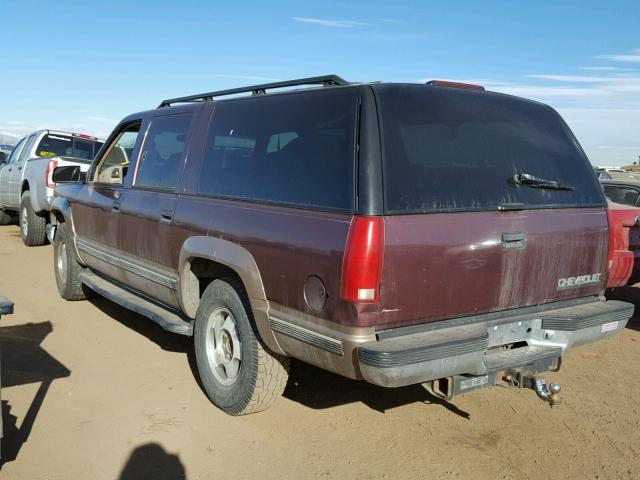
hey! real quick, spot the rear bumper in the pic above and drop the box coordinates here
[357,299,632,387]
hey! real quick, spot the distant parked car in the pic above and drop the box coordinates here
[601,179,640,207]
[607,171,638,181]
[0,130,103,245]
[607,201,640,287]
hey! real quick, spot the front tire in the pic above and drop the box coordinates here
[53,223,89,301]
[20,191,47,246]
[194,278,290,415]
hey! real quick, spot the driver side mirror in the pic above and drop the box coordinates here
[52,165,87,184]
[0,152,7,165]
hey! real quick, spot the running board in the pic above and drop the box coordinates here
[79,270,193,336]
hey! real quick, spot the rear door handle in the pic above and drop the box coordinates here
[501,231,526,249]
[160,208,173,221]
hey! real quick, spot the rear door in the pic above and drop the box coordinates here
[117,109,196,307]
[372,84,609,329]
[7,133,37,208]
[0,137,26,207]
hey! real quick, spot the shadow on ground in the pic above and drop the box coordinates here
[1,322,70,465]
[87,296,204,393]
[284,360,470,418]
[88,295,470,418]
[606,286,640,331]
[118,443,186,480]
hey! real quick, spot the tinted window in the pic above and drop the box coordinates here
[35,134,103,159]
[603,185,640,206]
[6,137,26,163]
[199,89,358,210]
[375,85,606,214]
[135,113,192,191]
[94,123,140,185]
[18,134,38,162]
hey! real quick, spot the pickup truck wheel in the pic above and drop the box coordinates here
[54,223,89,301]
[194,278,290,415]
[20,191,47,246]
[0,209,13,225]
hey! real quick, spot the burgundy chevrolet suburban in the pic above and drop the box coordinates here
[48,75,633,415]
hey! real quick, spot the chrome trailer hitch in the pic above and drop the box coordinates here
[504,371,562,406]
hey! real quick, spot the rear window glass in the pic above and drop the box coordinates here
[603,185,640,206]
[35,134,102,160]
[375,85,606,214]
[199,88,358,211]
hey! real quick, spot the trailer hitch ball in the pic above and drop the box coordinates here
[504,371,562,406]
[533,377,562,407]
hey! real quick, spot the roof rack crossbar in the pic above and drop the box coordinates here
[158,74,349,108]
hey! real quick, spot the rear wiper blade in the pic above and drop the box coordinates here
[510,173,574,191]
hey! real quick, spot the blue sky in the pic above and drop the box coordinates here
[1,0,638,165]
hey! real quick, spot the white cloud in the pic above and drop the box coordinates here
[292,17,369,28]
[493,85,609,98]
[528,74,619,83]
[598,49,640,63]
[580,66,633,71]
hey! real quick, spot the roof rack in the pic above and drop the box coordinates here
[158,74,350,108]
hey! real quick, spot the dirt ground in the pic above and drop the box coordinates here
[0,225,638,480]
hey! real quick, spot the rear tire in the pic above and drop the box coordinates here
[20,191,47,246]
[53,222,90,301]
[194,278,290,415]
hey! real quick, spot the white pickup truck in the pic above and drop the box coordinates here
[0,130,103,246]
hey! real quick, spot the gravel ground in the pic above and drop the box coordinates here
[0,224,638,479]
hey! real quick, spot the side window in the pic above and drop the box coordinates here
[6,137,26,164]
[135,113,192,191]
[93,123,141,184]
[17,134,37,162]
[198,89,358,210]
[603,185,640,206]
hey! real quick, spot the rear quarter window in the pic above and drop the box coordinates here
[198,88,359,211]
[375,85,606,214]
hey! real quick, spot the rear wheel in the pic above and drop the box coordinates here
[194,278,289,415]
[20,191,47,246]
[53,222,89,301]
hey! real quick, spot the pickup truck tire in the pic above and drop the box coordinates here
[0,209,13,225]
[53,222,90,301]
[194,278,290,415]
[20,191,47,246]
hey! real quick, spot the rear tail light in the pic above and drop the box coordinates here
[45,159,58,188]
[72,133,98,140]
[606,208,616,273]
[341,216,384,303]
